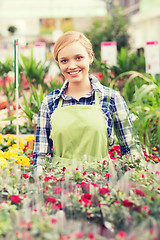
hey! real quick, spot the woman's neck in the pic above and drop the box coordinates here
[65,79,92,100]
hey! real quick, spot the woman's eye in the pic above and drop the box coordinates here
[61,59,67,63]
[77,56,83,60]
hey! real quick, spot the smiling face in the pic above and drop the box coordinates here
[57,41,93,84]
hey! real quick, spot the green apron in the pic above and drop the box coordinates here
[50,91,109,165]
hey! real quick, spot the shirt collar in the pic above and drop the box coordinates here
[54,74,103,100]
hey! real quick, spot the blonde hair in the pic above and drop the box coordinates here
[54,31,94,62]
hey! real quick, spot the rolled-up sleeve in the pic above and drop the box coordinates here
[113,92,144,159]
[33,97,53,166]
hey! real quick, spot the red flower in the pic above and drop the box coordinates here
[44,176,53,182]
[142,205,150,214]
[87,232,95,239]
[81,193,92,200]
[135,189,145,196]
[117,231,126,238]
[46,197,56,203]
[51,218,57,224]
[23,173,30,179]
[91,182,98,187]
[99,187,110,195]
[10,195,21,204]
[82,171,87,176]
[80,197,93,207]
[103,160,107,165]
[60,235,71,240]
[54,187,62,194]
[92,171,96,176]
[61,167,66,172]
[81,181,90,191]
[105,173,111,178]
[75,232,84,238]
[55,203,62,210]
[123,199,133,208]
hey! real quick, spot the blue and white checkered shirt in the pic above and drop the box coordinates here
[33,75,143,165]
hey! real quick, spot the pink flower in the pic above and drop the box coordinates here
[44,176,53,182]
[54,187,62,194]
[92,171,96,176]
[80,195,93,207]
[99,187,110,195]
[10,195,21,204]
[117,231,126,238]
[142,205,150,214]
[23,173,30,179]
[51,218,57,224]
[135,189,145,196]
[123,199,133,208]
[103,160,107,165]
[91,182,98,187]
[46,197,56,203]
[87,232,95,239]
[82,171,87,176]
[75,232,84,238]
[81,193,92,200]
[105,173,111,178]
[61,167,66,172]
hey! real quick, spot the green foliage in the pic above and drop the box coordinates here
[0,57,13,76]
[117,71,160,152]
[45,78,63,94]
[111,48,145,76]
[20,49,50,89]
[20,85,46,125]
[85,8,130,60]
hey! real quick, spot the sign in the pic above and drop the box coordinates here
[145,41,160,74]
[101,42,117,66]
[33,42,46,63]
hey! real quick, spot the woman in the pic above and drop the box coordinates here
[33,31,144,171]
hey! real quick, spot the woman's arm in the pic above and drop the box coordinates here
[113,91,144,159]
[33,97,53,166]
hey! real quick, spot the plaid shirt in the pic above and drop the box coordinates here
[33,75,143,165]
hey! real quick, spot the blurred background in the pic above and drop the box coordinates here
[0,0,160,59]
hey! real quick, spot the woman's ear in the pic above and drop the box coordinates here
[89,55,94,64]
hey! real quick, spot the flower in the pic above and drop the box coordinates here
[123,199,133,208]
[117,231,127,238]
[23,173,30,179]
[54,187,62,194]
[75,232,84,238]
[10,195,21,204]
[99,187,110,195]
[87,232,95,239]
[46,197,56,203]
[135,189,145,196]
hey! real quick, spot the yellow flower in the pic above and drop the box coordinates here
[17,156,30,167]
[7,139,12,146]
[0,157,8,168]
[23,136,35,141]
[0,150,4,158]
[0,134,3,144]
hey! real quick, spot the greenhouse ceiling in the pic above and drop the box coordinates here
[0,0,107,18]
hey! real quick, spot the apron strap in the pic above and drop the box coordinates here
[95,91,100,105]
[57,97,63,108]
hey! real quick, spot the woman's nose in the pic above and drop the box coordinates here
[68,60,77,69]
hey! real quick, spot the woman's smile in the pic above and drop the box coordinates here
[58,41,93,84]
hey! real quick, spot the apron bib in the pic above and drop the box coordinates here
[51,92,109,162]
